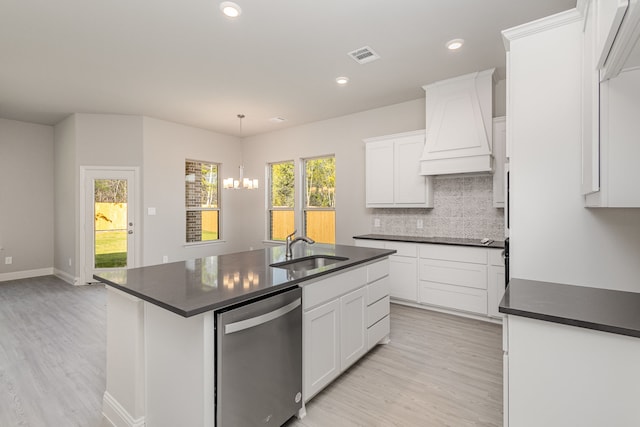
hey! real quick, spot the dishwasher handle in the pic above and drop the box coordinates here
[224,298,301,335]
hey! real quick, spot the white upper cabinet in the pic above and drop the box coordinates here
[364,130,434,208]
[582,0,640,207]
[598,0,640,80]
[419,69,494,175]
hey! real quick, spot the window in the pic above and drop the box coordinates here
[303,156,335,244]
[268,161,295,241]
[185,160,220,243]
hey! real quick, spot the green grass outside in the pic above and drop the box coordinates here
[95,230,127,268]
[95,230,219,269]
[202,230,219,241]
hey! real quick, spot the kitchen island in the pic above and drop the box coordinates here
[94,243,394,427]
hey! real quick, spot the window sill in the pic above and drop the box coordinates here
[183,240,227,247]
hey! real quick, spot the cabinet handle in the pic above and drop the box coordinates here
[225,298,301,334]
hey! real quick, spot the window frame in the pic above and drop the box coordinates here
[185,158,222,244]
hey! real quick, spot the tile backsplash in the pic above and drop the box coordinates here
[370,174,505,240]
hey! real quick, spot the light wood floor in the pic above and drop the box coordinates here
[1,276,502,427]
[286,304,503,427]
[0,275,106,427]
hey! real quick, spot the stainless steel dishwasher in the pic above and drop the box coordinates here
[216,287,302,426]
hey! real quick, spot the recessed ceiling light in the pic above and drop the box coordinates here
[220,1,241,18]
[446,38,464,50]
[336,76,349,85]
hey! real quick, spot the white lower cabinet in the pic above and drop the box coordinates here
[356,238,505,320]
[506,315,640,426]
[355,240,418,301]
[340,287,367,370]
[303,259,390,401]
[303,299,341,400]
[389,255,418,301]
[419,244,489,316]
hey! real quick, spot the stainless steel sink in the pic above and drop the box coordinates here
[270,255,348,272]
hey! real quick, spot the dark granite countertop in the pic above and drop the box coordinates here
[353,234,505,249]
[94,244,395,318]
[500,278,640,338]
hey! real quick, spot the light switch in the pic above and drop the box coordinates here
[148,207,157,215]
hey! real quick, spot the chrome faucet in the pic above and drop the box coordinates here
[285,230,315,259]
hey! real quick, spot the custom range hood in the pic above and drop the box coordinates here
[420,68,495,175]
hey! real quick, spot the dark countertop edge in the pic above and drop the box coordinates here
[96,251,394,317]
[353,234,505,249]
[499,278,640,339]
[499,306,640,339]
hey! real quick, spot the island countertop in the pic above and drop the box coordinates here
[94,244,395,317]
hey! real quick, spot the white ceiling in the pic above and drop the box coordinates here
[0,0,576,136]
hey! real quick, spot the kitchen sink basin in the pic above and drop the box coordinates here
[270,255,348,272]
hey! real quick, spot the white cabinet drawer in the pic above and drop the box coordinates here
[419,281,488,315]
[367,296,390,327]
[367,259,389,283]
[419,244,487,264]
[386,241,418,257]
[419,259,487,289]
[303,267,367,311]
[367,275,390,305]
[367,315,390,350]
[489,248,504,266]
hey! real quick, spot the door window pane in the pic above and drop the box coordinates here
[94,179,128,268]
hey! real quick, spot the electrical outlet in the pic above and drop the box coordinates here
[5,256,12,265]
[374,218,381,227]
[417,219,424,229]
[68,258,72,267]
[162,255,169,264]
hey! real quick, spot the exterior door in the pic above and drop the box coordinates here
[82,168,138,284]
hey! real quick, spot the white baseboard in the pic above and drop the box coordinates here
[102,391,145,427]
[0,267,54,282]
[391,299,503,325]
[54,268,79,285]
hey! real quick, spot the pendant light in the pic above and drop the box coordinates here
[223,114,259,190]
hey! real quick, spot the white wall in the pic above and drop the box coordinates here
[239,99,426,249]
[509,16,640,292]
[76,113,143,167]
[0,118,54,279]
[141,117,244,266]
[53,115,77,282]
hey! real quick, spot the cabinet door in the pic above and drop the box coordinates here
[365,140,394,206]
[340,287,367,370]
[492,117,506,207]
[582,1,601,196]
[488,265,506,318]
[394,135,429,205]
[389,255,418,301]
[303,299,340,400]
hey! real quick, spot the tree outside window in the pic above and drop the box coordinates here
[303,156,335,244]
[268,161,295,240]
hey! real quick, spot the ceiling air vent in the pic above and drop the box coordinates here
[348,46,380,64]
